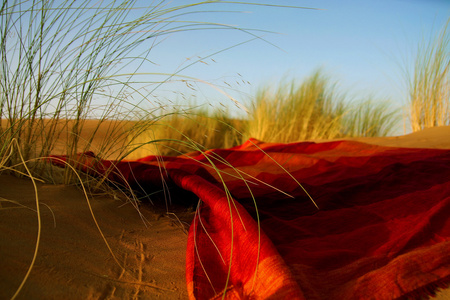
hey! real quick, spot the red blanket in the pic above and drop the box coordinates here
[52,140,450,299]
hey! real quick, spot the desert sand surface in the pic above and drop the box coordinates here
[349,126,450,149]
[0,175,192,300]
[1,124,449,299]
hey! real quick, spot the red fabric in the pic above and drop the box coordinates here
[51,139,450,299]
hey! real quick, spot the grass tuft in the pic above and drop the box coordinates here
[0,0,270,182]
[245,69,399,144]
[405,18,450,132]
[127,104,244,158]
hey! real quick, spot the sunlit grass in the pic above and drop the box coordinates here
[0,0,268,182]
[340,98,399,138]
[126,105,244,158]
[244,70,399,144]
[128,70,401,158]
[405,18,449,132]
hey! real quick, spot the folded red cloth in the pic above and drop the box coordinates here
[51,140,450,299]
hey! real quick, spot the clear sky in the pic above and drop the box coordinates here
[132,0,449,122]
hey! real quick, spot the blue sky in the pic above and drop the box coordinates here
[136,0,449,121]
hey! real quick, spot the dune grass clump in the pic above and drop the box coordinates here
[0,0,161,180]
[127,105,244,158]
[245,70,399,143]
[246,70,347,143]
[127,70,400,158]
[0,0,271,182]
[406,19,449,132]
[340,98,399,138]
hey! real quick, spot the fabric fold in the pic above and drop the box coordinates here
[51,140,450,299]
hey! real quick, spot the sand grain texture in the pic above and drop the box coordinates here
[0,175,189,300]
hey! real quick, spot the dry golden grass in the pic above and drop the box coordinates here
[126,107,245,158]
[244,70,399,144]
[406,18,449,132]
